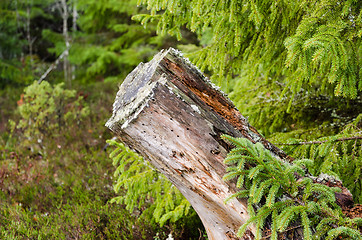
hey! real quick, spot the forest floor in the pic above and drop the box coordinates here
[0,81,205,239]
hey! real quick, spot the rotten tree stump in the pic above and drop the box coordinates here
[106,48,355,240]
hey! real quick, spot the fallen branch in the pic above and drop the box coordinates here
[38,48,68,84]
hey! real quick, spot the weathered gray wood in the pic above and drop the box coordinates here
[106,48,263,239]
[106,48,355,240]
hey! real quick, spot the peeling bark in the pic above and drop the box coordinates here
[106,48,356,240]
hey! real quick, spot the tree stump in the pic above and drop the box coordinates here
[106,48,355,240]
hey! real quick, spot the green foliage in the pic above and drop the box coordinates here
[222,135,362,240]
[17,81,89,153]
[0,1,24,59]
[270,114,362,203]
[107,139,192,226]
[0,0,56,88]
[0,0,26,87]
[135,0,361,96]
[60,0,176,84]
[134,0,362,140]
[284,1,361,99]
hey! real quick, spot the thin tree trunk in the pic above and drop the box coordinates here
[26,0,33,68]
[71,1,77,81]
[59,0,71,86]
[15,0,20,34]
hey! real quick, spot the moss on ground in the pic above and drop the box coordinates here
[0,81,206,240]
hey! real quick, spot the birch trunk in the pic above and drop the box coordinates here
[71,1,77,81]
[26,0,33,67]
[59,0,71,86]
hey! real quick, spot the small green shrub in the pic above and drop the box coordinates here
[17,81,89,153]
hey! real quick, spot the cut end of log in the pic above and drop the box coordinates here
[105,49,169,131]
[106,48,230,133]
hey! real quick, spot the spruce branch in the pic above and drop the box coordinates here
[223,135,361,239]
[276,135,362,146]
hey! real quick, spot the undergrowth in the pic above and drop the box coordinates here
[0,81,203,239]
[222,135,362,240]
[269,114,362,204]
[107,139,206,238]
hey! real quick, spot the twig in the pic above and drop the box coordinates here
[198,228,203,240]
[262,225,302,239]
[275,135,362,146]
